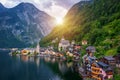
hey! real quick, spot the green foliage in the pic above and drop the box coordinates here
[40,0,120,56]
[66,56,73,62]
[12,51,20,55]
[117,46,120,53]
[114,74,120,80]
[34,51,38,56]
[113,68,120,79]
[105,48,117,56]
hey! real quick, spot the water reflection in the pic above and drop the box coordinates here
[21,56,29,62]
[59,62,68,74]
[0,51,82,80]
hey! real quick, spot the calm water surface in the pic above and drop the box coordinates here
[0,51,82,80]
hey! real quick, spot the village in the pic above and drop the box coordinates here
[10,37,120,80]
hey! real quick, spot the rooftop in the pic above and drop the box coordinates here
[97,62,109,67]
[60,39,70,45]
[86,46,96,52]
[92,62,112,71]
[104,56,115,61]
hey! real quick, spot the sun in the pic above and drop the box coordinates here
[56,17,63,25]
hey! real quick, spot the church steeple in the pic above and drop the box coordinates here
[36,43,40,53]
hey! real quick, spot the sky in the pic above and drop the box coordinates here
[0,0,81,18]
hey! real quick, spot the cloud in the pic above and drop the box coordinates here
[53,0,80,9]
[0,0,81,18]
[0,0,7,5]
[0,0,20,7]
[44,2,67,18]
[42,1,52,9]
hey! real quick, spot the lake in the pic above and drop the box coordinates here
[0,51,82,80]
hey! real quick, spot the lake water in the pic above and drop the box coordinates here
[0,51,82,80]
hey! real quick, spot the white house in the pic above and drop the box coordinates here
[82,40,88,45]
[58,37,70,51]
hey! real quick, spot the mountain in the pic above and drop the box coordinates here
[0,3,7,13]
[0,2,55,48]
[40,0,120,56]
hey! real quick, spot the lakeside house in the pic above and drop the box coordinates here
[113,53,120,64]
[58,37,70,51]
[82,48,113,80]
[101,56,116,67]
[67,46,74,53]
[113,54,120,68]
[58,37,81,54]
[71,40,75,46]
[21,49,30,55]
[82,56,113,80]
[66,51,73,57]
[73,53,80,61]
[86,46,96,53]
[82,40,88,45]
[73,44,81,54]
[97,62,113,79]
[58,37,82,60]
[74,44,81,50]
[21,48,35,55]
[20,44,40,56]
[91,62,104,80]
[91,61,113,80]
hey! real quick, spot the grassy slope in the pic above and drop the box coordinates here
[40,0,120,56]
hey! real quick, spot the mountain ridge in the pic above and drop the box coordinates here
[0,2,55,48]
[0,3,7,12]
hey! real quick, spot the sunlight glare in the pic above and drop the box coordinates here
[56,17,63,25]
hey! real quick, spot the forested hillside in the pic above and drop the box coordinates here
[40,0,120,56]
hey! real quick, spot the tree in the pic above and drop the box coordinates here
[117,46,120,53]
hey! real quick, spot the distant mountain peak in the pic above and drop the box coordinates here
[11,2,42,14]
[14,2,37,10]
[0,3,4,7]
[0,3,7,12]
[17,2,35,7]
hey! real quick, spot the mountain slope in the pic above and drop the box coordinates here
[40,0,120,56]
[0,3,55,48]
[0,3,7,13]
